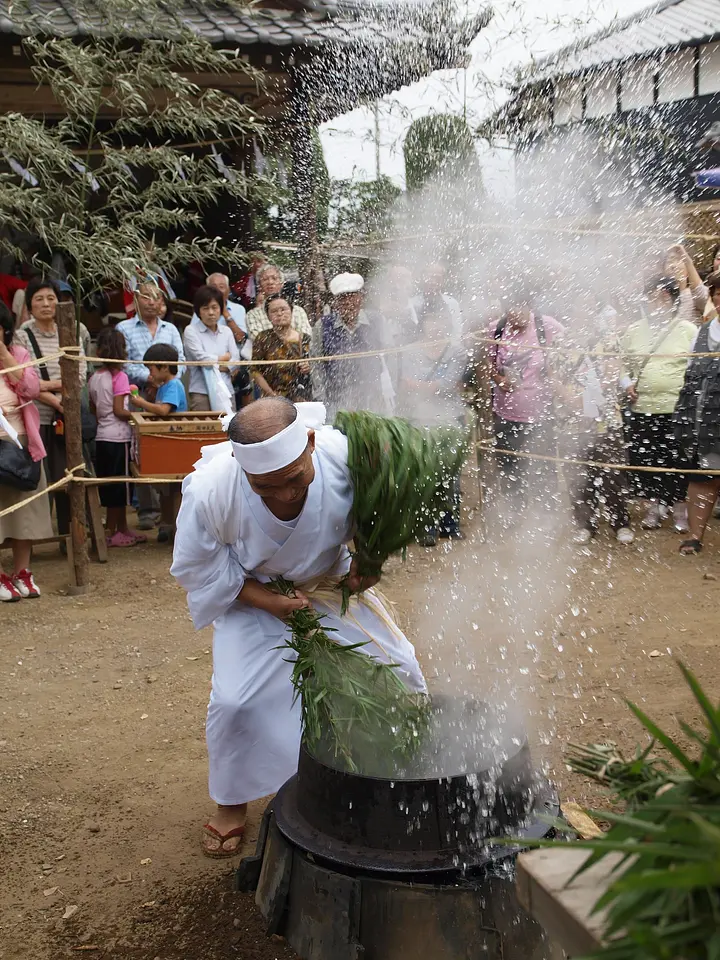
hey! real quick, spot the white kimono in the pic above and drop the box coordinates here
[170,427,426,805]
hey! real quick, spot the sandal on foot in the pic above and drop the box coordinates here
[129,531,148,544]
[106,531,138,548]
[679,538,703,555]
[201,823,245,858]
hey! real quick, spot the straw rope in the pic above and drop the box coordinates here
[4,331,720,374]
[0,463,86,521]
[72,474,184,484]
[71,335,720,366]
[2,449,715,527]
[0,351,66,376]
[476,442,720,476]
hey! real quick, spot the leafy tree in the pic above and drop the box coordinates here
[0,0,263,306]
[403,113,482,192]
[328,175,402,243]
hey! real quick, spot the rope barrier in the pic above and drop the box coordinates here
[69,337,720,367]
[5,330,720,373]
[0,463,86,521]
[73,474,185,485]
[1,448,715,529]
[476,442,720,476]
[0,351,66,376]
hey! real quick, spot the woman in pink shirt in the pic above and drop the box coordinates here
[88,328,145,547]
[488,295,564,506]
[0,303,52,601]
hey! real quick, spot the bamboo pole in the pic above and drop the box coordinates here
[57,302,90,594]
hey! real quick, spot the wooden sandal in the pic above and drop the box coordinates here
[679,539,703,555]
[201,822,245,858]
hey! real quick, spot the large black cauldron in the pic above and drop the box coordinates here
[237,696,560,960]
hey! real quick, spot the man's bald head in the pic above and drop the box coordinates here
[229,396,297,445]
[230,398,316,505]
[207,273,230,297]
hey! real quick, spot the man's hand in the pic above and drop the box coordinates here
[346,557,380,594]
[625,384,638,404]
[238,578,311,621]
[265,592,312,621]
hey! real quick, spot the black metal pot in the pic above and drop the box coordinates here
[273,696,559,875]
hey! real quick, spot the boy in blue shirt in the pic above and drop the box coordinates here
[129,343,188,415]
[129,344,188,543]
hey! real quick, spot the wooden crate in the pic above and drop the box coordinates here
[131,411,227,479]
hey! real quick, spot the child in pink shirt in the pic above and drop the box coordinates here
[88,328,145,547]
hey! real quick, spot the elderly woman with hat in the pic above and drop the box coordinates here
[311,272,392,417]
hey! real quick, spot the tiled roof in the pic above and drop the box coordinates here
[0,0,482,52]
[522,0,720,85]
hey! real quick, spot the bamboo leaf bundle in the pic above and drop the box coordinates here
[274,577,429,773]
[333,410,469,582]
[274,413,466,771]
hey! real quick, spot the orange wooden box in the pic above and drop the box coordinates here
[130,411,226,479]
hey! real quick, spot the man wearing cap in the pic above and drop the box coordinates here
[171,397,425,857]
[312,272,392,416]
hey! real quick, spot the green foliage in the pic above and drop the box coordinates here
[566,741,675,812]
[403,113,481,191]
[252,129,330,243]
[273,576,429,773]
[333,411,469,585]
[0,0,264,294]
[520,662,720,960]
[328,175,402,243]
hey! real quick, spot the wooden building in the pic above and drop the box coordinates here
[499,0,720,267]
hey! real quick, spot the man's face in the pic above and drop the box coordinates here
[336,292,362,322]
[261,269,283,296]
[246,436,316,505]
[137,284,162,322]
[209,275,230,298]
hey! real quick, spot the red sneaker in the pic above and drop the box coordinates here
[0,573,22,602]
[12,569,41,599]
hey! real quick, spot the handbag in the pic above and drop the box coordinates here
[25,327,97,442]
[0,438,41,491]
[621,310,685,411]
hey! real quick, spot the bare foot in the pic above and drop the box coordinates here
[202,803,248,857]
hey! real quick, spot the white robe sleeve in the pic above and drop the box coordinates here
[171,481,249,629]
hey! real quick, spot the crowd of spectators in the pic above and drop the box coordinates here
[2,241,720,600]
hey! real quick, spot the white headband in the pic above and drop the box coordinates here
[230,403,326,475]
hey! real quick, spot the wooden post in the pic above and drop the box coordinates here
[57,302,90,593]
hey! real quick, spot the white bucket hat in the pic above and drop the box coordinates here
[329,272,364,296]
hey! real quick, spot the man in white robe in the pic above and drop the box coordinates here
[171,397,426,857]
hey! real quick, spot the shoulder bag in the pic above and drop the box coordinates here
[25,326,97,442]
[622,312,685,411]
[0,360,40,490]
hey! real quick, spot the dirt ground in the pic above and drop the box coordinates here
[1,505,719,960]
